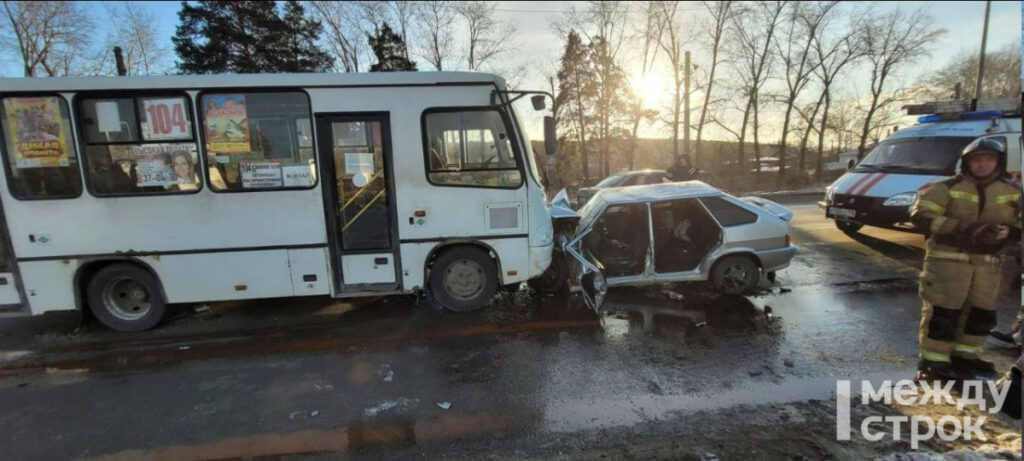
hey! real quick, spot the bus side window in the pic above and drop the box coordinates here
[422,108,522,188]
[201,92,316,191]
[0,96,84,200]
[79,95,200,196]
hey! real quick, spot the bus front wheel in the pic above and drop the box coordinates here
[87,263,167,332]
[429,247,498,312]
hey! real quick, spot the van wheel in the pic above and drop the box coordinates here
[711,255,759,295]
[430,247,498,312]
[86,263,166,332]
[836,221,863,234]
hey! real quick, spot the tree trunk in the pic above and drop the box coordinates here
[752,95,761,173]
[857,92,881,160]
[815,89,831,182]
[738,96,752,174]
[798,89,827,174]
[777,98,794,183]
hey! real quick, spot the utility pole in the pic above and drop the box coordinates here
[683,51,691,163]
[972,0,991,111]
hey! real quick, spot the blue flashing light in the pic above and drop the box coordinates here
[960,110,1003,120]
[917,114,942,123]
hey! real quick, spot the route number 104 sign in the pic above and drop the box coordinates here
[142,98,192,141]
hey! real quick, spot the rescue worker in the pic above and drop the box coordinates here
[910,138,1022,380]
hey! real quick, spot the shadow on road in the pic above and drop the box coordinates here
[846,230,925,267]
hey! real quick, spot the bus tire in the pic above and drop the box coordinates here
[86,263,166,332]
[429,247,498,312]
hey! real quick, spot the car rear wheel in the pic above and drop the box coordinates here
[836,221,863,234]
[87,263,167,332]
[429,247,498,312]
[711,255,760,295]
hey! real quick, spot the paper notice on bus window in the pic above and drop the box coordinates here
[96,101,122,133]
[240,161,282,188]
[131,143,195,187]
[141,97,191,141]
[202,94,250,153]
[282,164,314,187]
[344,153,374,176]
[2,97,72,168]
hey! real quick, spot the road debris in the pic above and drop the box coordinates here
[364,398,418,417]
[178,346,190,351]
[193,304,210,313]
[437,401,452,410]
[662,289,685,301]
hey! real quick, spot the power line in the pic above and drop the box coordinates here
[492,6,707,14]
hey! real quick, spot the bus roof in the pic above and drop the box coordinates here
[888,117,1021,140]
[0,71,507,93]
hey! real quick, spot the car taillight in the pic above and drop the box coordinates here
[785,234,791,246]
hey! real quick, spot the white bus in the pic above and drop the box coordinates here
[0,72,558,331]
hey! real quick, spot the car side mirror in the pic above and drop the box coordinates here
[531,95,546,110]
[544,116,557,155]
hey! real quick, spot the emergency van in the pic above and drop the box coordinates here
[821,101,1021,234]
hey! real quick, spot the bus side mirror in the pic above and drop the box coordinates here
[544,116,557,155]
[531,95,546,110]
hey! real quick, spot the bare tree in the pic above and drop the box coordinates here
[1,0,94,77]
[414,0,455,70]
[385,0,419,61]
[103,1,169,75]
[455,1,517,71]
[693,1,735,166]
[809,5,863,180]
[855,6,943,158]
[772,1,832,182]
[649,1,696,159]
[309,1,371,72]
[918,43,1022,100]
[725,0,785,173]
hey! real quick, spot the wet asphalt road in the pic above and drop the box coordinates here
[0,196,1019,460]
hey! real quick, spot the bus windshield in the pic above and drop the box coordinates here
[854,137,975,175]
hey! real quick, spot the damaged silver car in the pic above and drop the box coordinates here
[537,181,797,309]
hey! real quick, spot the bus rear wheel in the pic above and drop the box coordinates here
[429,247,498,312]
[87,263,167,332]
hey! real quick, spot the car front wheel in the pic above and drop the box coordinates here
[836,220,863,234]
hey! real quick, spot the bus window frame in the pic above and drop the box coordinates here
[195,88,318,193]
[0,91,85,201]
[420,105,526,190]
[73,89,203,198]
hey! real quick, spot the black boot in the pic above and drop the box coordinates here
[998,367,1021,419]
[951,356,997,375]
[917,360,959,381]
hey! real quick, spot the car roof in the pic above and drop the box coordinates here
[594,180,722,204]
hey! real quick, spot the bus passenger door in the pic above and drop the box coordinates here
[0,206,24,314]
[316,114,400,294]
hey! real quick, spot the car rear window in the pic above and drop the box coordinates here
[699,196,757,226]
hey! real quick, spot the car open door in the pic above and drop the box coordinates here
[564,227,607,311]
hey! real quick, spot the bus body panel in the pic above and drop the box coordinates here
[145,251,295,303]
[19,260,78,314]
[399,236,532,290]
[288,248,332,297]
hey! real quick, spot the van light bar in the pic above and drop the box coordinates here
[917,114,942,123]
[960,110,1003,120]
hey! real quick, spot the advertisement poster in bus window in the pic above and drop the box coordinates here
[142,97,192,141]
[239,160,283,188]
[130,143,196,187]
[202,94,250,153]
[2,97,71,168]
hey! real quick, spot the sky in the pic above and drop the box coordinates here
[0,1,1020,143]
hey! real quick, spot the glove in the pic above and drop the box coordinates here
[963,222,1001,246]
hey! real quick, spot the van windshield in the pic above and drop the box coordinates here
[854,137,975,175]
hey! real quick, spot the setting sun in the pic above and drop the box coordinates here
[632,71,666,108]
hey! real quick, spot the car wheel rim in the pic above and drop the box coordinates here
[722,264,748,290]
[103,277,151,321]
[444,259,485,301]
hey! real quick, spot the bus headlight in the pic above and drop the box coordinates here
[883,192,917,207]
